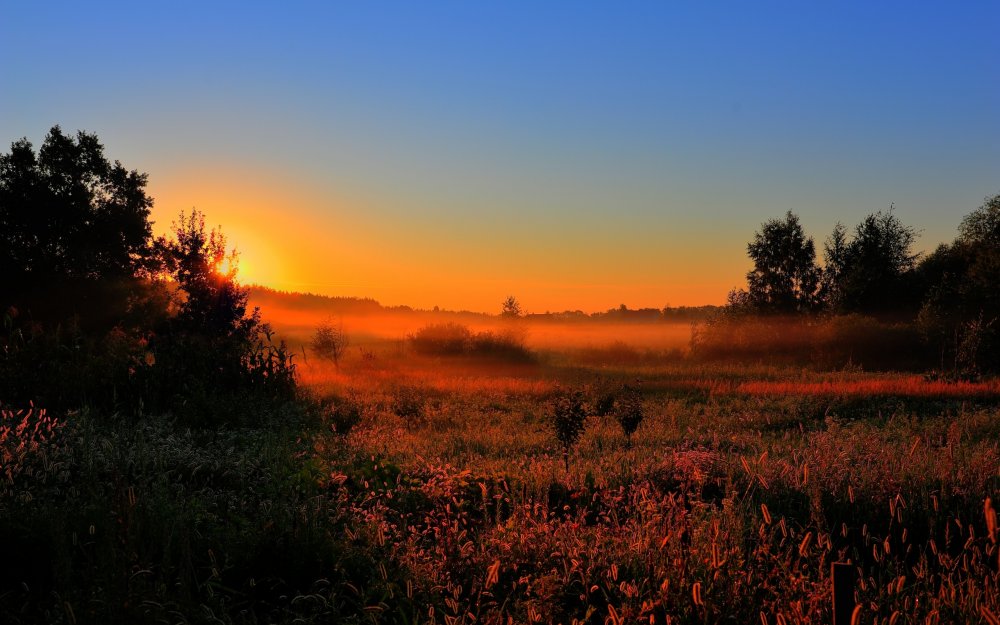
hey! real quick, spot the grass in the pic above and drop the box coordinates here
[2,344,999,623]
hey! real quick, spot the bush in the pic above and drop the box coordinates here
[469,329,534,361]
[550,387,588,471]
[410,322,472,355]
[410,323,534,361]
[612,383,644,446]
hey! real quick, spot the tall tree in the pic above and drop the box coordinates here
[743,211,821,314]
[824,208,919,315]
[955,193,1000,318]
[0,126,154,324]
[917,193,1000,373]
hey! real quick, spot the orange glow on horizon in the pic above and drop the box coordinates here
[148,164,741,314]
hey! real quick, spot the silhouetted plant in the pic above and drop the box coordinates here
[323,395,362,434]
[550,387,588,471]
[823,207,920,315]
[149,209,296,421]
[311,319,349,369]
[612,383,644,447]
[0,126,155,328]
[501,295,523,318]
[742,211,822,314]
[410,322,472,355]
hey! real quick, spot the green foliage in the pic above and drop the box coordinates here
[321,395,362,434]
[0,407,395,625]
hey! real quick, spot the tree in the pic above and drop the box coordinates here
[151,209,296,415]
[743,211,821,314]
[824,207,919,315]
[311,319,349,369]
[821,223,850,308]
[501,295,522,318]
[917,193,1000,373]
[955,193,1000,321]
[161,209,257,339]
[958,193,1000,247]
[0,126,154,325]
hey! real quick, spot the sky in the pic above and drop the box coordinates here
[2,2,998,313]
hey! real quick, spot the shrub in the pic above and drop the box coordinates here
[311,320,349,369]
[550,388,588,471]
[410,322,472,355]
[469,329,534,361]
[410,323,534,361]
[612,383,644,446]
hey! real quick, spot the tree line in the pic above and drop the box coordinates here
[730,196,1000,373]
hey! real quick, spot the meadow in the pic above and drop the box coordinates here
[2,314,999,624]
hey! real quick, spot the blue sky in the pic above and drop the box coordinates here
[2,2,998,310]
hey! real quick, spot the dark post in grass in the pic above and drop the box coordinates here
[832,562,857,625]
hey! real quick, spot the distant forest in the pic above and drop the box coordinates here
[250,286,722,324]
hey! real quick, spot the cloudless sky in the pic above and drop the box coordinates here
[2,2,998,312]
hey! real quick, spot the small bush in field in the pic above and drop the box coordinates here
[410,323,472,355]
[311,320,349,369]
[550,388,588,471]
[612,383,644,446]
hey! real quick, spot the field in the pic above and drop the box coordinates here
[2,318,999,624]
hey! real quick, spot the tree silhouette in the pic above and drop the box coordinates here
[917,193,1000,373]
[743,211,821,314]
[144,209,296,417]
[0,126,154,325]
[501,295,522,318]
[824,208,919,315]
[311,319,349,369]
[161,209,255,338]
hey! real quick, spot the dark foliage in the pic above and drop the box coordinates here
[742,211,822,314]
[611,383,644,446]
[1,126,154,329]
[0,128,296,418]
[410,322,534,361]
[823,208,920,316]
[146,210,297,422]
[550,388,588,471]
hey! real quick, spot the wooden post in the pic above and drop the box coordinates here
[832,562,856,625]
